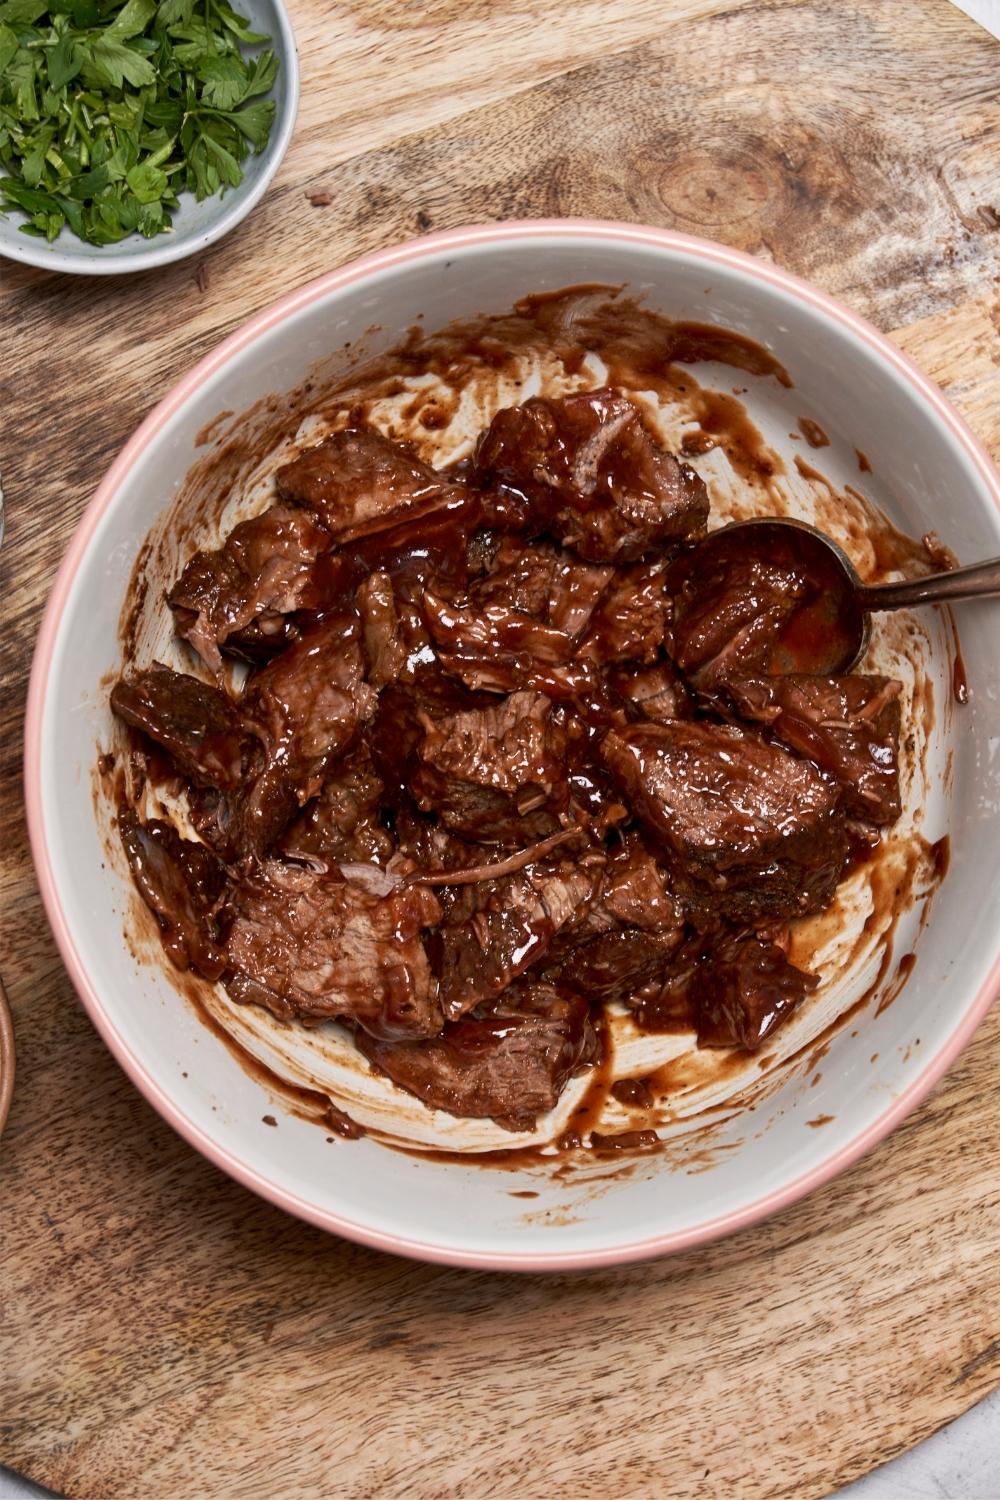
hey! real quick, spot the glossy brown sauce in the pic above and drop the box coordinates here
[195,409,234,448]
[687,386,784,484]
[610,1075,656,1109]
[794,454,835,490]
[797,417,829,448]
[875,952,917,1016]
[119,537,153,662]
[783,834,950,1058]
[513,293,793,389]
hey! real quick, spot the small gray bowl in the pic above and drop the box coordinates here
[0,0,298,276]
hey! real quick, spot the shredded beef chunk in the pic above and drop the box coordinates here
[423,586,609,707]
[411,690,568,844]
[725,674,902,824]
[225,861,442,1039]
[430,861,597,1019]
[356,570,408,687]
[244,612,375,796]
[609,658,691,723]
[578,559,670,665]
[635,932,818,1049]
[423,589,575,667]
[356,982,598,1129]
[668,524,857,684]
[542,838,683,994]
[669,547,808,685]
[473,389,709,561]
[548,927,682,1001]
[167,506,339,671]
[369,675,498,801]
[119,812,229,980]
[692,933,819,1049]
[601,721,848,923]
[111,665,253,790]
[280,746,393,866]
[598,839,678,932]
[276,426,466,541]
[469,537,613,639]
[187,613,377,861]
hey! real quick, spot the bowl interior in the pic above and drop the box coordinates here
[29,229,1000,1266]
[0,0,297,275]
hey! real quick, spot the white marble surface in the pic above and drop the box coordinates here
[3,3,999,1498]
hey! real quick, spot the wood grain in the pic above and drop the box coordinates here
[3,1,1000,1496]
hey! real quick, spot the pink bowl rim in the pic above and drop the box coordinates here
[24,217,1000,1271]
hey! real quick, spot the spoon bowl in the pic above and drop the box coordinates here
[701,517,1000,676]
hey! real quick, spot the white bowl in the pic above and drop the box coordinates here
[0,0,298,277]
[25,221,1000,1269]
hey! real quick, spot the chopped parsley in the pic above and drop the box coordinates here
[0,0,278,246]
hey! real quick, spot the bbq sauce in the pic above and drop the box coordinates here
[797,417,829,448]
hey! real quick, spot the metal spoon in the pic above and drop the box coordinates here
[698,517,1000,674]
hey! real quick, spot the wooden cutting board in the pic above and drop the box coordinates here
[3,2,1000,1495]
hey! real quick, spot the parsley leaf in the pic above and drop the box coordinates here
[0,23,19,73]
[86,37,157,90]
[0,0,279,246]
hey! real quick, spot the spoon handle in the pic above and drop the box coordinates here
[857,555,1000,611]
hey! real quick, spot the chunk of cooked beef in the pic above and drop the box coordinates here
[280,746,394,866]
[692,932,819,1049]
[387,803,480,878]
[189,615,377,861]
[430,860,597,1018]
[411,689,569,844]
[668,543,808,685]
[543,837,675,961]
[547,927,682,1001]
[470,537,613,639]
[352,490,484,607]
[600,721,848,923]
[243,612,377,803]
[596,838,678,932]
[422,588,615,717]
[424,589,575,665]
[187,779,293,865]
[725,674,902,824]
[355,981,598,1129]
[635,931,818,1050]
[356,570,407,687]
[472,389,709,561]
[577,559,670,665]
[167,506,344,672]
[119,812,229,980]
[541,836,682,995]
[609,658,691,723]
[276,426,465,542]
[225,861,443,1038]
[369,674,497,799]
[111,665,254,790]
